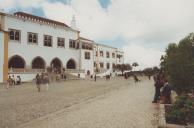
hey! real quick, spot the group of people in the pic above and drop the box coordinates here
[152,71,171,104]
[90,74,97,81]
[6,75,21,89]
[35,73,49,92]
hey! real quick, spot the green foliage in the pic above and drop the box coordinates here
[161,33,194,94]
[132,62,139,67]
[166,95,194,124]
[142,66,159,75]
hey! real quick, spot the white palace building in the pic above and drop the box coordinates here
[0,11,124,83]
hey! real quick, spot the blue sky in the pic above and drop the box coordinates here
[1,0,194,69]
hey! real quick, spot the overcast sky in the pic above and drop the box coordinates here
[1,0,194,70]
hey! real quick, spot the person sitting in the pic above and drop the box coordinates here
[160,79,171,104]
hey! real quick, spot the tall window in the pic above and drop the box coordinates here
[107,63,110,69]
[96,51,98,56]
[28,32,38,44]
[94,62,96,67]
[44,35,52,47]
[85,52,90,60]
[100,51,103,57]
[9,29,20,41]
[112,53,115,58]
[57,37,65,47]
[112,63,116,69]
[100,62,104,68]
[69,39,76,48]
[106,52,110,58]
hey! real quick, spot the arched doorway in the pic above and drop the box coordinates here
[51,58,62,69]
[32,57,46,69]
[87,70,90,75]
[66,59,76,69]
[8,55,25,69]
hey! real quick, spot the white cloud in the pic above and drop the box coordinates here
[0,0,46,11]
[123,44,164,70]
[1,0,194,68]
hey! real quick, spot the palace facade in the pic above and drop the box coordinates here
[0,11,124,82]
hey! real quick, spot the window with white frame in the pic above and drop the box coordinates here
[9,29,20,42]
[44,35,52,47]
[28,32,38,44]
[106,52,110,58]
[100,62,104,68]
[112,53,115,58]
[107,63,110,69]
[85,52,90,60]
[100,51,103,57]
[69,39,76,48]
[57,37,65,47]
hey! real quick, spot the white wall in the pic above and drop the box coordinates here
[94,44,117,70]
[0,32,4,82]
[8,73,36,82]
[81,49,94,75]
[5,16,80,69]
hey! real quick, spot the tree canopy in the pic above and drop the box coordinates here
[161,33,194,94]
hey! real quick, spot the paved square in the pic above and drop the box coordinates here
[0,77,159,128]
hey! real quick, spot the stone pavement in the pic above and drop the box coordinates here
[16,77,159,128]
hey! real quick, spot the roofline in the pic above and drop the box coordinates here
[0,11,79,32]
[79,37,94,42]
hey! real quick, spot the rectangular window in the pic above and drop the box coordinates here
[82,43,93,50]
[57,37,65,47]
[28,32,38,44]
[96,51,98,56]
[112,63,116,69]
[100,62,104,68]
[112,53,115,58]
[9,29,20,42]
[106,52,110,58]
[107,63,110,69]
[44,35,52,47]
[94,62,96,67]
[69,39,76,48]
[100,51,103,57]
[117,54,122,59]
[85,52,90,60]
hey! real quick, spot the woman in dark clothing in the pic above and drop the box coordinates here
[160,80,171,104]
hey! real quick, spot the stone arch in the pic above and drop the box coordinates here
[8,55,26,69]
[66,59,76,69]
[31,56,46,69]
[50,57,63,69]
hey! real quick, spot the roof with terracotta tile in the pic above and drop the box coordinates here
[14,12,71,28]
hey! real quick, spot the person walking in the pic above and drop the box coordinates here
[11,75,16,85]
[152,73,164,103]
[44,74,49,91]
[6,76,12,89]
[94,74,97,82]
[36,74,41,92]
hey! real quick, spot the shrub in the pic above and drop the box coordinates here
[165,95,194,125]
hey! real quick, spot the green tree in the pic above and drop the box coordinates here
[162,33,194,94]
